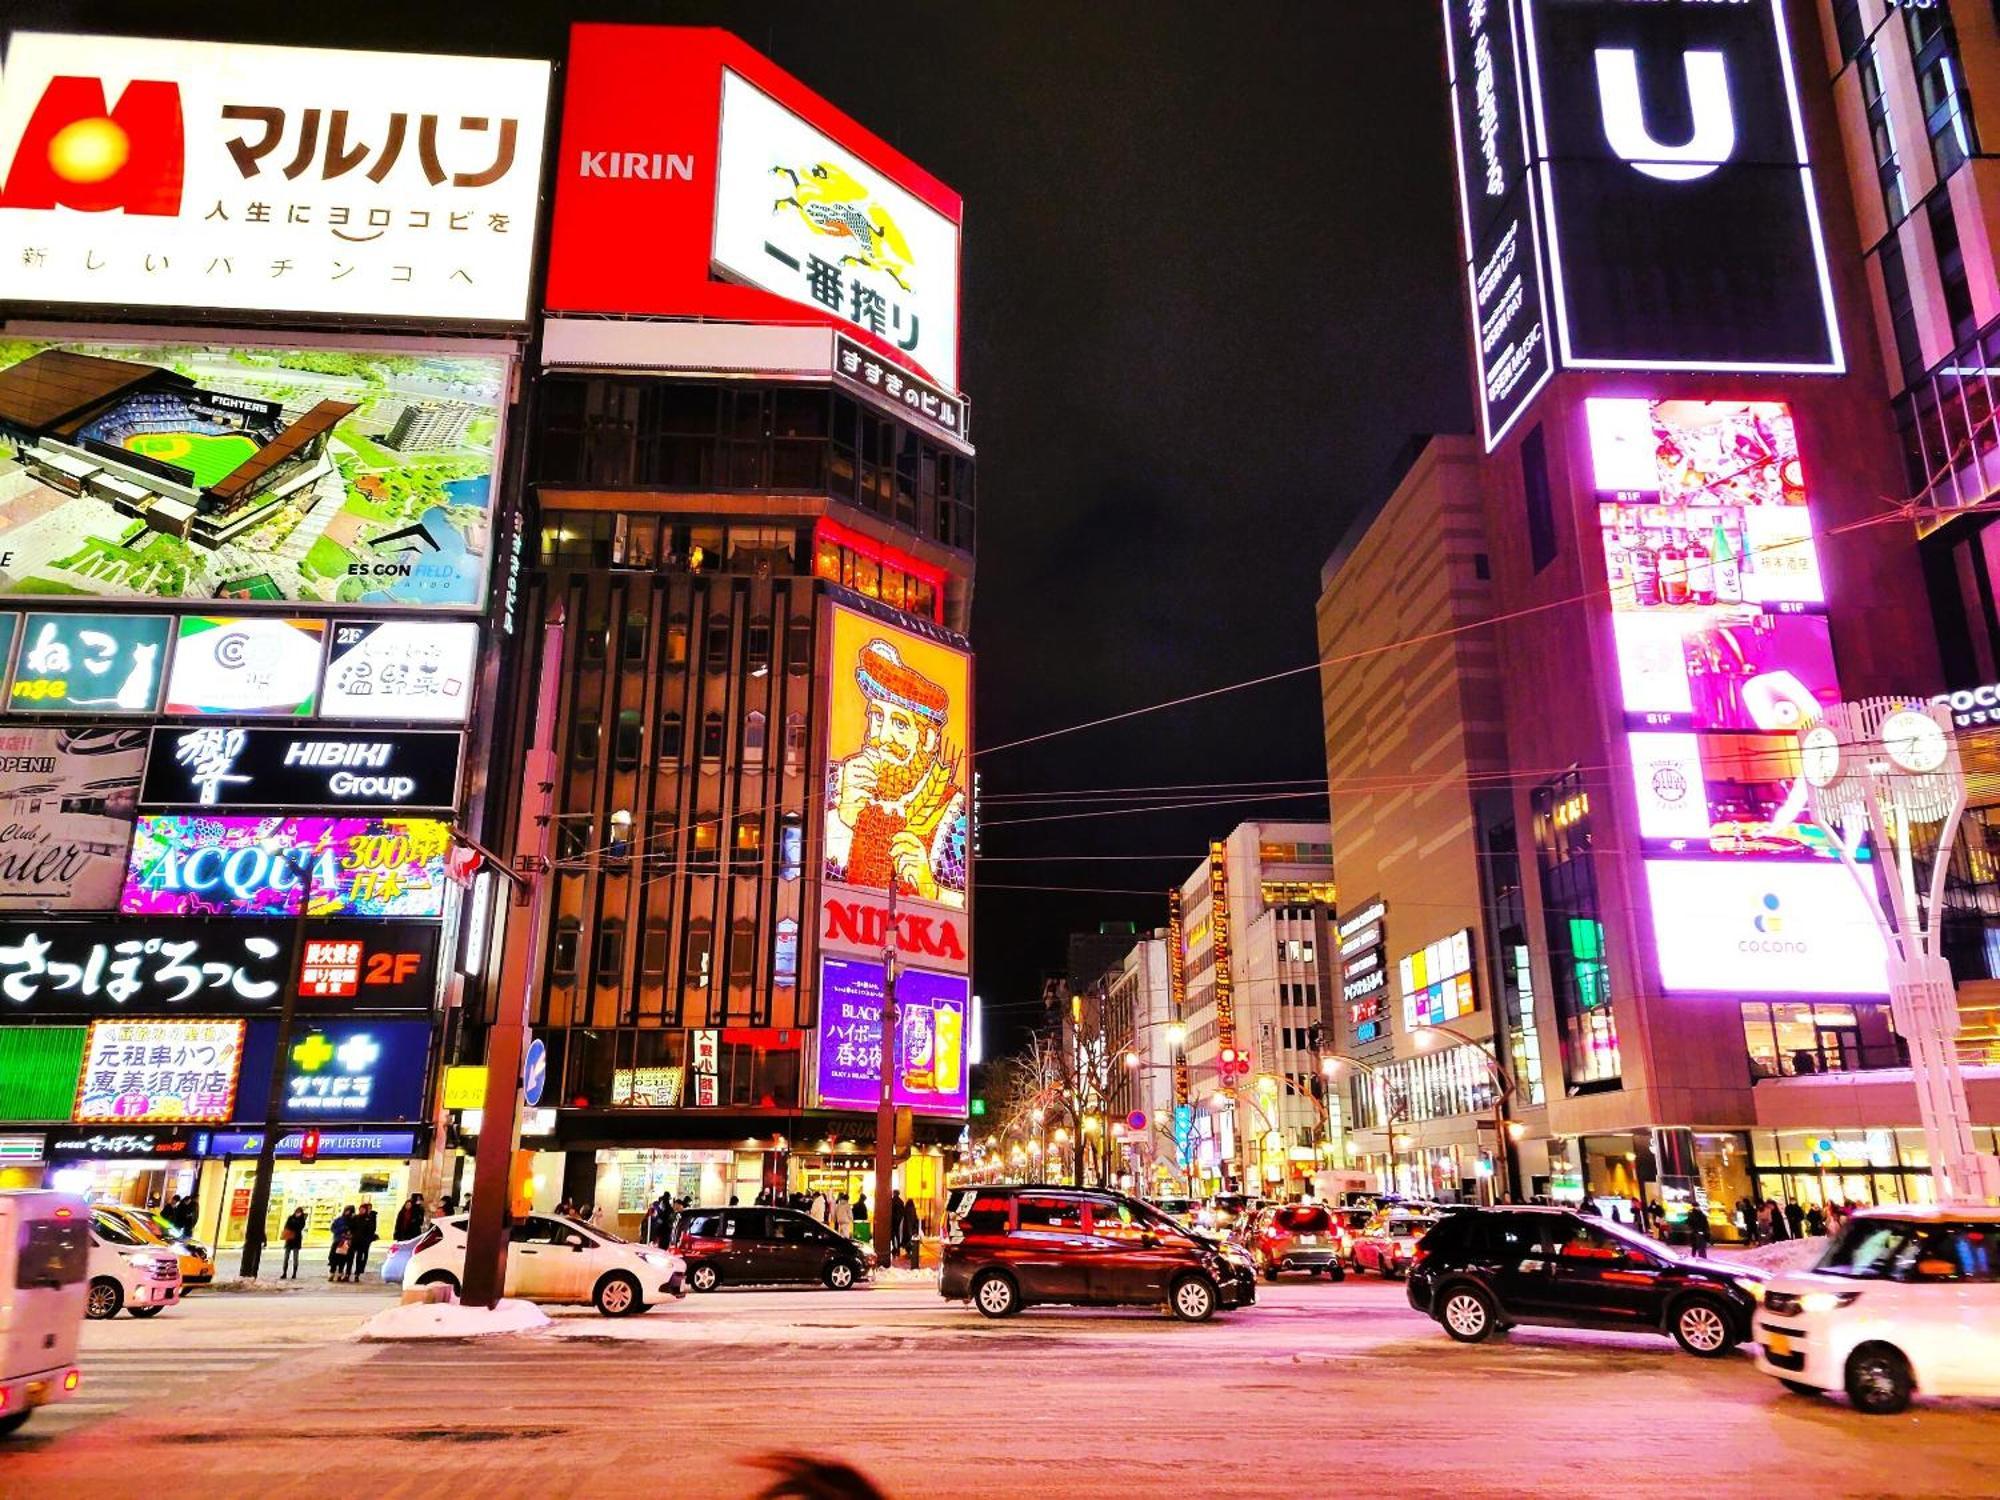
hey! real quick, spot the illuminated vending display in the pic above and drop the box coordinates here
[1586,397,1885,995]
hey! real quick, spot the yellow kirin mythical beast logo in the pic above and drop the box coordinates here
[772,162,915,292]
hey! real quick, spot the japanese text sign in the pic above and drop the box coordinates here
[319,621,479,721]
[74,1017,244,1123]
[0,33,551,321]
[8,612,171,714]
[234,1017,431,1121]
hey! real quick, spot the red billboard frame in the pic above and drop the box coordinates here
[546,25,963,391]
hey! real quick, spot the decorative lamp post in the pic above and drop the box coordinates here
[1798,699,2000,1203]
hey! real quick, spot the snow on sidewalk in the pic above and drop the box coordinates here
[358,1297,551,1341]
[1713,1237,1827,1274]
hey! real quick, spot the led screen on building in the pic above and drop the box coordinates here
[821,602,969,913]
[814,955,968,1117]
[141,726,463,811]
[164,616,324,716]
[234,1017,432,1121]
[8,612,171,713]
[0,33,550,322]
[74,1017,245,1123]
[0,725,142,909]
[1646,860,1887,996]
[0,339,506,609]
[1399,928,1477,1029]
[318,620,479,722]
[120,814,450,918]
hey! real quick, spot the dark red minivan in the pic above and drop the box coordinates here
[941,1185,1258,1322]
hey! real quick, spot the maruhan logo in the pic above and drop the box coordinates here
[579,150,695,181]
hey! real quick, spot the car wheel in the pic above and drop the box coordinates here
[0,1410,31,1437]
[824,1259,858,1291]
[1170,1274,1217,1323]
[1669,1296,1734,1358]
[1845,1343,1913,1415]
[689,1263,720,1293]
[1327,1265,1345,1283]
[1779,1379,1822,1398]
[1439,1285,1497,1343]
[972,1270,1019,1318]
[128,1306,165,1319]
[594,1272,643,1317]
[415,1270,460,1296]
[85,1278,123,1320]
[1262,1266,1279,1282]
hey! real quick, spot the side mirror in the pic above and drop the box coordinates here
[568,1234,589,1251]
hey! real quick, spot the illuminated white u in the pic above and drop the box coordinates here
[1594,48,1735,182]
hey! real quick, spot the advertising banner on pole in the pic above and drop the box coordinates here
[0,33,551,322]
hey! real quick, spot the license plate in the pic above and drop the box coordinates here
[1297,1236,1320,1246]
[1764,1333,1792,1358]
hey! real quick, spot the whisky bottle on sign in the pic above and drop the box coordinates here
[1659,531,1690,606]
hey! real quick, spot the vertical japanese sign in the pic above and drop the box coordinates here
[1167,888,1189,1109]
[1207,842,1236,1067]
[0,33,551,320]
[73,1017,245,1123]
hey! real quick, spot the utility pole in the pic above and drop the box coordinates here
[462,606,565,1308]
[872,878,900,1265]
[237,843,316,1279]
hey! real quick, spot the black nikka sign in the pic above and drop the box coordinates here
[140,727,462,811]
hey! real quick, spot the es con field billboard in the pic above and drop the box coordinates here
[546,25,964,394]
[0,338,504,609]
[0,32,550,321]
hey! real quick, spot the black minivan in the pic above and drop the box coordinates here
[1405,1206,1762,1357]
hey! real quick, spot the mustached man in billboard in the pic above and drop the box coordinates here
[825,639,966,906]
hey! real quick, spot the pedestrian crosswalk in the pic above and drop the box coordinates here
[21,1343,299,1439]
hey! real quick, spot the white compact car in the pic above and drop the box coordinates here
[1752,1205,2000,1414]
[86,1227,183,1320]
[406,1213,686,1316]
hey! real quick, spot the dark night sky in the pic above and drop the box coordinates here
[11,2,1473,1053]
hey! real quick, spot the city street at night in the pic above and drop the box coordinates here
[8,1277,2000,1498]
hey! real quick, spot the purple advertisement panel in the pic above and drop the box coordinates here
[814,955,968,1117]
[120,815,450,918]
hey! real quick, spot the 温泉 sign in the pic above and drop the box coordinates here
[715,70,962,393]
[0,726,143,910]
[234,1017,431,1121]
[142,726,463,810]
[821,602,969,913]
[0,33,550,321]
[1444,0,1551,449]
[1645,860,1887,997]
[1516,0,1841,372]
[73,1017,245,1123]
[0,916,437,1013]
[0,340,505,609]
[814,955,968,1117]
[164,616,324,716]
[120,814,451,918]
[8,612,171,713]
[319,620,478,721]
[1398,928,1477,1029]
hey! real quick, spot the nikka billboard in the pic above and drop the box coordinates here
[0,33,550,321]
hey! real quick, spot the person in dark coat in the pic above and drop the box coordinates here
[348,1201,379,1281]
[279,1207,307,1279]
[1785,1199,1806,1240]
[654,1195,680,1250]
[1683,1206,1712,1257]
[392,1194,427,1242]
[898,1194,920,1268]
[887,1191,906,1261]
[328,1206,354,1282]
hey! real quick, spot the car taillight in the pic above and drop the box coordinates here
[1411,1245,1431,1267]
[412,1226,443,1253]
[63,1370,80,1392]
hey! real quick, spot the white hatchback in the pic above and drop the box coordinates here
[1752,1205,2000,1414]
[405,1213,686,1316]
[86,1227,182,1320]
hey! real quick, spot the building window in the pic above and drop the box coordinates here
[779,813,803,880]
[595,919,624,983]
[646,813,677,871]
[571,711,601,766]
[622,612,648,662]
[614,709,643,771]
[784,713,807,773]
[747,619,772,676]
[701,711,724,763]
[1829,0,1865,63]
[641,920,670,975]
[1740,1001,1907,1080]
[1879,237,1926,390]
[786,618,812,676]
[1928,193,1977,345]
[552,918,581,980]
[607,808,633,864]
[581,622,607,664]
[1477,793,1545,1107]
[1522,424,1557,574]
[685,919,713,989]
[658,711,684,761]
[666,621,689,668]
[555,816,591,864]
[691,820,718,870]
[1532,772,1620,1093]
[744,710,767,767]
[729,920,755,982]
[1906,0,1978,180]
[704,615,731,674]
[1859,44,1907,225]
[734,813,763,867]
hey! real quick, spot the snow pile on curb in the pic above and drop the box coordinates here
[870,1267,937,1287]
[1716,1238,1827,1274]
[357,1297,551,1340]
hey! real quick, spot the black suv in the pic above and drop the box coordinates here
[1406,1206,1761,1357]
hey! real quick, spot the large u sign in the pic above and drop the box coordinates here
[1594,48,1736,181]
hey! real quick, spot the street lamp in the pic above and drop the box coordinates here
[1412,1023,1515,1205]
[1800,699,2000,1203]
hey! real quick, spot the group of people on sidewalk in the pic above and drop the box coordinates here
[272,1192,433,1281]
[1734,1195,1843,1244]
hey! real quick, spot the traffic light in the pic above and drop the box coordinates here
[1218,1047,1252,1081]
[298,1129,321,1165]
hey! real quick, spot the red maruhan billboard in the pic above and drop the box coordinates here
[546,25,964,394]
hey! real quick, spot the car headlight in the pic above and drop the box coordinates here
[1800,1290,1860,1314]
[638,1251,672,1268]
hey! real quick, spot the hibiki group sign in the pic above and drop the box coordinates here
[0,340,505,610]
[141,727,463,811]
[0,33,551,321]
[121,814,451,917]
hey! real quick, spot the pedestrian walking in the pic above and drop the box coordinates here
[329,1205,354,1282]
[438,1194,457,1217]
[809,1190,829,1223]
[1683,1206,1712,1257]
[392,1193,427,1242]
[1806,1203,1827,1237]
[280,1206,306,1279]
[348,1201,379,1280]
[831,1192,854,1238]
[654,1196,680,1250]
[1785,1200,1806,1240]
[898,1194,921,1268]
[887,1191,905,1262]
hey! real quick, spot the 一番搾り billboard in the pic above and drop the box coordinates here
[545,25,963,394]
[0,33,550,322]
[0,337,505,608]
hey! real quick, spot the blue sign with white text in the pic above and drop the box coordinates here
[234,1019,431,1123]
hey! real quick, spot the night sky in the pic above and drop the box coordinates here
[10,2,1473,1055]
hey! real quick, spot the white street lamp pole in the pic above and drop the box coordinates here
[1800,699,2000,1204]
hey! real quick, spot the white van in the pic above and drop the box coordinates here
[0,1191,89,1436]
